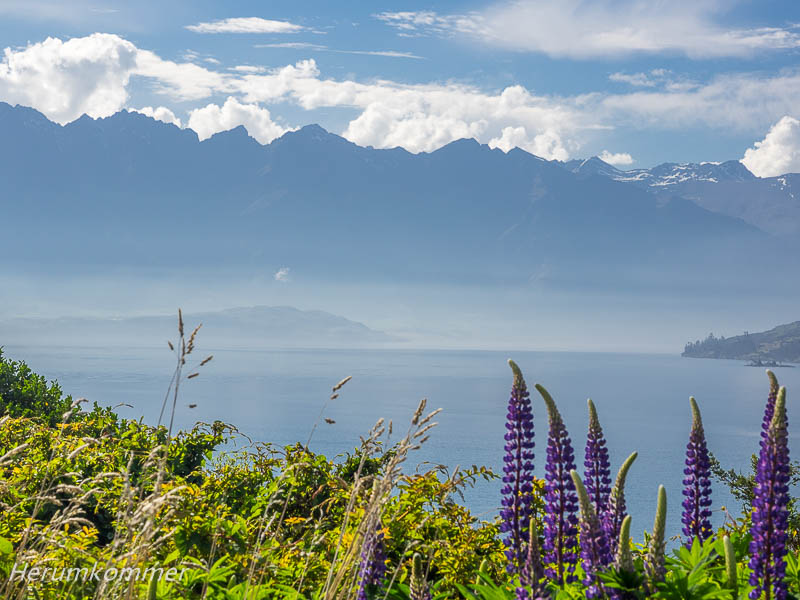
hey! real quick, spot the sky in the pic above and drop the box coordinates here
[1,1,799,170]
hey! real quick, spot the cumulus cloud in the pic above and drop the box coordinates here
[186,17,304,34]
[187,97,291,143]
[274,267,290,282]
[599,150,634,166]
[130,106,182,127]
[488,126,569,160]
[0,34,137,123]
[0,33,232,123]
[741,116,800,177]
[377,2,800,59]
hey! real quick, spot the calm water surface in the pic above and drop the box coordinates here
[5,344,799,541]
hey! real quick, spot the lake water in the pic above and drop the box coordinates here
[4,344,798,542]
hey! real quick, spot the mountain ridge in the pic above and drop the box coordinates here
[0,101,794,298]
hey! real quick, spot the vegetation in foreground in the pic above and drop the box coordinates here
[0,316,798,599]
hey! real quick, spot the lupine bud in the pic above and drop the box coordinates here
[645,485,667,591]
[535,384,579,585]
[519,519,547,598]
[356,521,387,600]
[501,360,536,575]
[681,397,713,545]
[603,452,637,546]
[584,399,612,517]
[723,535,738,596]
[761,370,780,440]
[571,470,612,599]
[615,514,633,573]
[749,386,790,600]
[409,553,430,600]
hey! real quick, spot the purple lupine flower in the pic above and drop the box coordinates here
[501,360,536,575]
[681,397,713,545]
[535,384,579,586]
[571,470,612,599]
[584,399,612,517]
[602,452,637,548]
[357,521,387,600]
[749,385,790,600]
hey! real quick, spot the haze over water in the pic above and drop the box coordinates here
[5,343,797,542]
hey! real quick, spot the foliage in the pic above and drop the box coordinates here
[0,346,797,600]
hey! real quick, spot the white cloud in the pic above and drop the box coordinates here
[187,96,291,143]
[186,17,304,34]
[255,42,423,59]
[488,126,569,160]
[256,42,327,50]
[0,34,137,124]
[274,267,290,282]
[4,33,800,164]
[130,106,182,127]
[741,116,800,177]
[600,71,800,131]
[599,150,634,166]
[377,3,800,59]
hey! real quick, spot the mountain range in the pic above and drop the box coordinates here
[563,156,800,236]
[0,101,798,319]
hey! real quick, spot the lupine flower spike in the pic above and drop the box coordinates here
[500,360,536,575]
[535,384,579,585]
[749,385,790,600]
[571,470,612,599]
[645,485,667,593]
[603,452,638,547]
[409,553,431,600]
[681,397,713,545]
[356,521,387,600]
[585,399,612,517]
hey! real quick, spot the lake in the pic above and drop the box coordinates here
[3,343,798,542]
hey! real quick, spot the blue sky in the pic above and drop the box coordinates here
[1,0,799,169]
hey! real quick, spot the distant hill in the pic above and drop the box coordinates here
[0,306,396,349]
[682,322,800,363]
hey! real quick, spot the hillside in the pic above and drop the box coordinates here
[0,306,395,349]
[682,321,800,362]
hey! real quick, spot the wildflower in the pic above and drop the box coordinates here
[501,360,536,574]
[681,397,713,544]
[535,384,579,585]
[749,386,790,600]
[357,521,387,600]
[584,399,612,517]
[571,470,612,598]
